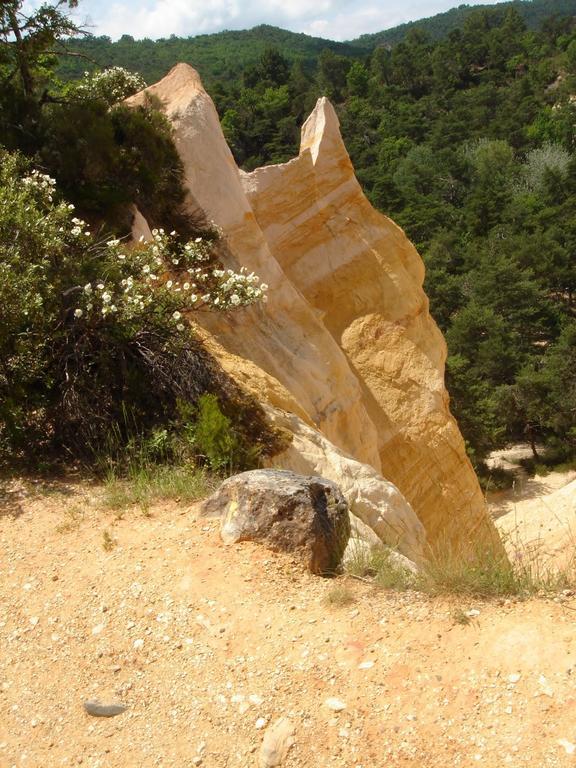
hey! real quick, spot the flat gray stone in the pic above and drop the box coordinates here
[83,699,127,717]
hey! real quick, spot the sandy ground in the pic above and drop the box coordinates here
[487,445,576,569]
[2,479,576,768]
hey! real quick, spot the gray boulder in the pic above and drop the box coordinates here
[201,469,350,575]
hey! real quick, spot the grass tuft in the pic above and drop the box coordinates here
[101,463,214,513]
[345,541,416,591]
[102,529,115,551]
[417,540,520,598]
[323,582,356,607]
[452,608,473,626]
[55,505,84,533]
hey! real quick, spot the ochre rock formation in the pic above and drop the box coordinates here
[126,65,381,470]
[127,63,501,554]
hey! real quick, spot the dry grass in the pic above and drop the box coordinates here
[55,505,84,534]
[343,528,576,599]
[452,608,473,626]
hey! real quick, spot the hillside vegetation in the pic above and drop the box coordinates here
[56,25,365,87]
[56,1,576,86]
[0,4,278,470]
[355,0,576,48]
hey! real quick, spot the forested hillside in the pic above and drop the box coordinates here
[355,0,576,48]
[2,0,576,476]
[56,25,365,87]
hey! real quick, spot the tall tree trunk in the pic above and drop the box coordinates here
[7,7,33,97]
[526,424,540,461]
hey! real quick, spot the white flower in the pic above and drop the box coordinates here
[230,294,241,306]
[176,323,185,331]
[166,280,173,288]
[97,283,104,290]
[107,239,120,247]
[102,292,111,303]
[74,308,83,318]
[183,282,190,290]
[195,237,202,243]
[172,311,181,320]
[84,283,92,294]
[142,265,150,274]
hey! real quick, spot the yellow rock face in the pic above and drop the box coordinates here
[128,64,500,551]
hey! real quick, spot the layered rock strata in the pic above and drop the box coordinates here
[127,63,501,554]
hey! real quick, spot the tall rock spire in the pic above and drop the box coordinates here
[128,66,501,553]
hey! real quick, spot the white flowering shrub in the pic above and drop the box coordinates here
[0,151,276,465]
[74,228,267,328]
[74,67,147,106]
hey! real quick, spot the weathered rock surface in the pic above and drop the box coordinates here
[201,469,351,575]
[128,64,502,555]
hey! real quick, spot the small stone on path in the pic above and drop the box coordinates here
[558,739,576,755]
[258,717,295,768]
[325,697,346,712]
[83,700,127,718]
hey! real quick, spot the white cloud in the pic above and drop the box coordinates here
[71,0,511,41]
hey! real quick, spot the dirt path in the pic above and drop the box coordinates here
[2,480,576,768]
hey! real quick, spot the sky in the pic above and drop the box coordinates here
[64,0,512,42]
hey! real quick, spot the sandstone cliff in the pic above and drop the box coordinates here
[127,63,500,554]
